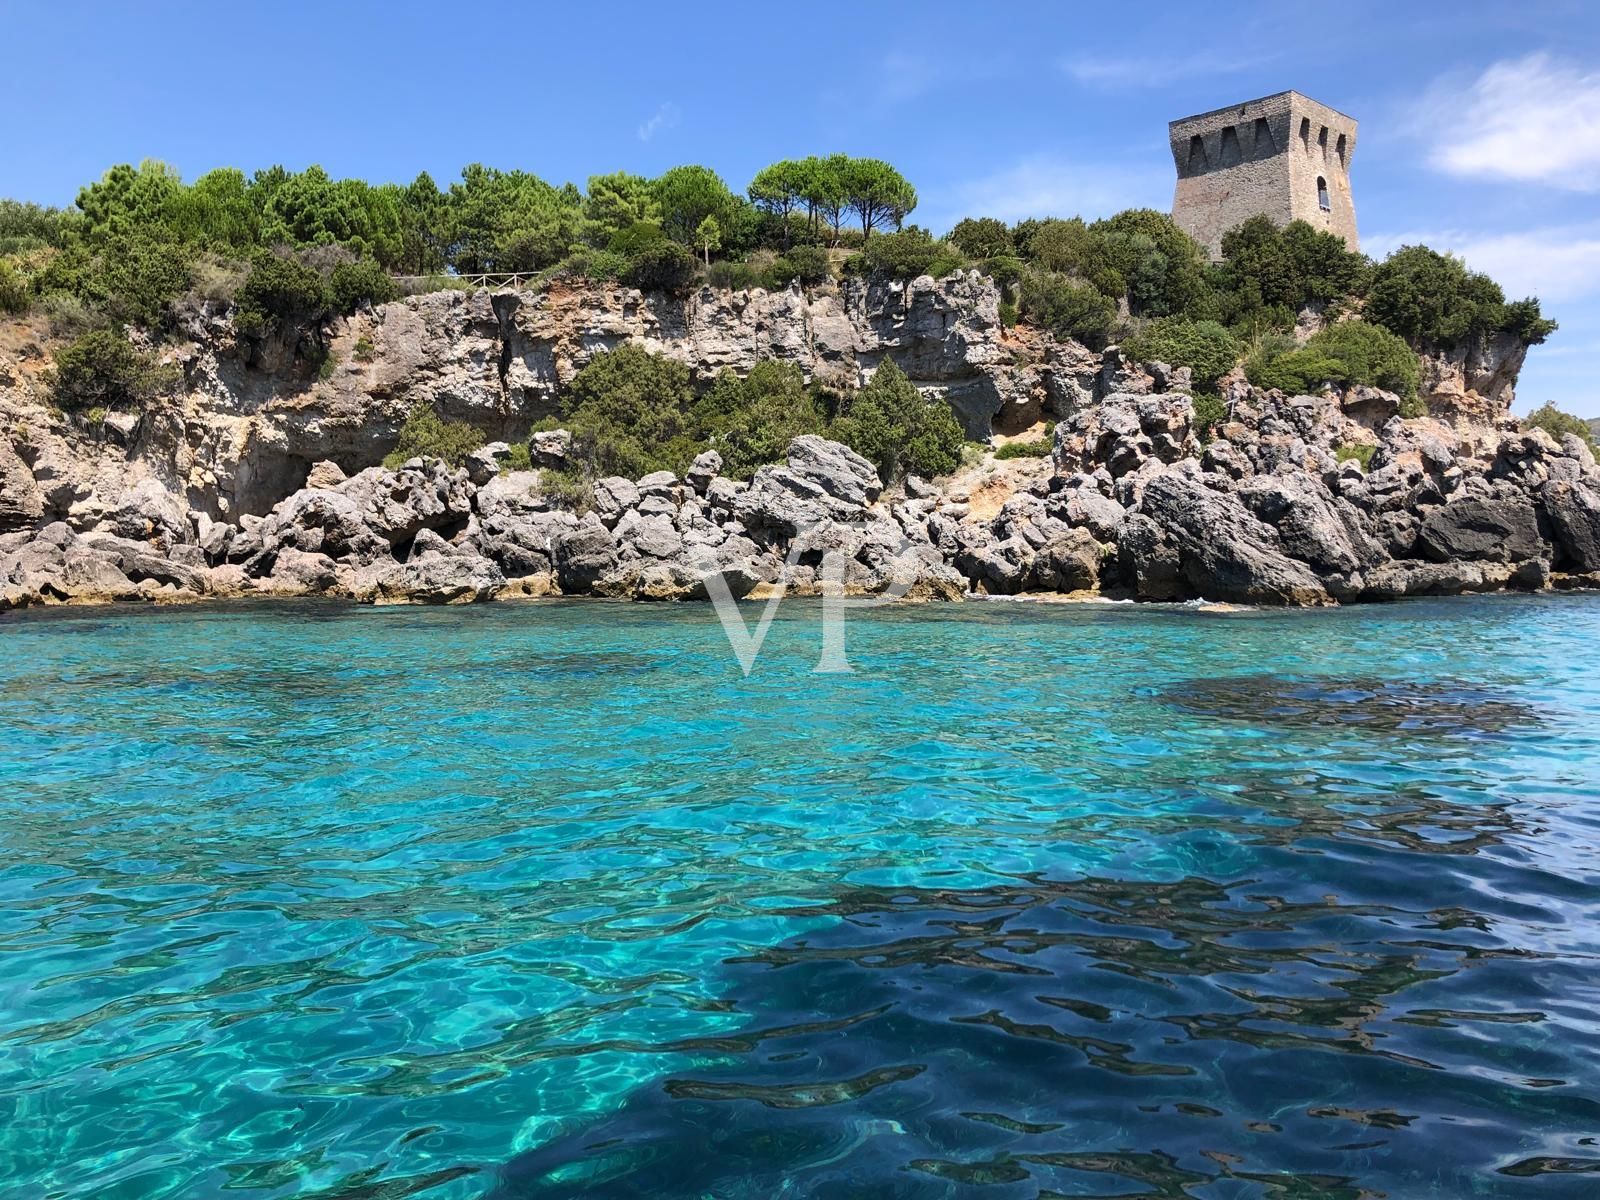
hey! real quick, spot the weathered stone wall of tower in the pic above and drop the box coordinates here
[1170,91,1357,258]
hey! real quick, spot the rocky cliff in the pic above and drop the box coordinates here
[3,274,1594,613]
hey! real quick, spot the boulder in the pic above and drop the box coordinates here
[363,552,505,604]
[1138,471,1330,604]
[686,449,723,495]
[1416,496,1544,564]
[553,521,619,593]
[784,436,882,507]
[1540,479,1600,572]
[531,428,572,467]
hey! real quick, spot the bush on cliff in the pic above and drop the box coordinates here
[1018,270,1118,349]
[1306,320,1419,398]
[1244,320,1419,400]
[693,361,827,479]
[561,344,700,477]
[830,360,965,480]
[383,403,484,469]
[1365,245,1556,347]
[1120,317,1241,390]
[844,227,966,280]
[49,329,180,412]
[948,217,1014,260]
[329,257,398,311]
[621,240,698,293]
[234,252,330,338]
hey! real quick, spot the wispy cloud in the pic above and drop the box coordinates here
[922,154,1170,233]
[1062,52,1276,91]
[1364,223,1600,303]
[636,102,680,143]
[1414,54,1600,189]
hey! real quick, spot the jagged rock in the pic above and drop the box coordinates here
[530,428,571,467]
[686,449,722,495]
[1237,470,1378,585]
[262,548,339,595]
[305,460,347,490]
[1540,479,1600,572]
[106,479,191,551]
[1416,496,1543,564]
[1031,527,1102,592]
[1138,471,1330,604]
[553,520,619,592]
[785,435,882,507]
[590,476,639,527]
[0,436,44,532]
[362,552,505,604]
[465,442,511,486]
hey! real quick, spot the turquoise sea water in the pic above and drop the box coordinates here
[2,594,1599,1198]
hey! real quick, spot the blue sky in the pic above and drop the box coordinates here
[3,0,1598,415]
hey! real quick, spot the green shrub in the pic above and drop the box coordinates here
[502,442,533,472]
[998,299,1018,328]
[1523,402,1597,451]
[767,244,831,287]
[1120,317,1241,390]
[1335,443,1377,469]
[706,260,765,291]
[621,241,697,293]
[383,403,484,469]
[538,465,594,511]
[845,226,961,280]
[1017,269,1118,348]
[830,360,964,480]
[1245,346,1347,394]
[948,217,1014,259]
[1306,320,1419,398]
[1244,320,1420,400]
[693,361,826,478]
[1191,393,1227,441]
[1366,244,1556,346]
[561,344,699,478]
[50,329,180,412]
[235,252,330,337]
[994,437,1052,459]
[328,258,397,311]
[0,259,30,313]
[353,334,376,362]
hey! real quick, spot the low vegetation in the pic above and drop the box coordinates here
[49,328,180,412]
[383,404,485,470]
[1522,402,1597,451]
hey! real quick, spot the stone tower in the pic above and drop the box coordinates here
[1169,91,1358,259]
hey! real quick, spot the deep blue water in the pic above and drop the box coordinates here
[2,594,1599,1199]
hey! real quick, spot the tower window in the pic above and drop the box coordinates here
[1336,132,1347,166]
[1188,134,1207,171]
[1318,125,1329,157]
[1299,117,1311,148]
[1317,176,1331,211]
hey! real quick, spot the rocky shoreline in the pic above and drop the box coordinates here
[5,385,1599,614]
[3,277,1598,614]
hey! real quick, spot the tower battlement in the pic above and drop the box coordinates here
[1169,90,1358,259]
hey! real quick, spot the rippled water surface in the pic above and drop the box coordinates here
[3,594,1600,1198]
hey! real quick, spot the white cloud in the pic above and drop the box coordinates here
[922,154,1170,233]
[636,103,680,143]
[1364,224,1600,303]
[1417,54,1600,189]
[1062,52,1274,90]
